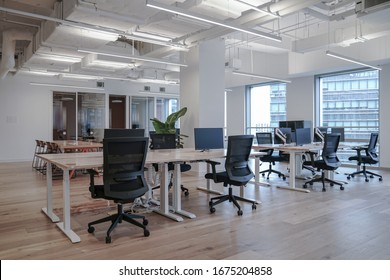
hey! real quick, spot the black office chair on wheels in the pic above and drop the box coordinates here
[205,135,257,216]
[149,133,190,196]
[87,137,150,243]
[347,132,383,182]
[303,133,344,192]
[256,132,287,180]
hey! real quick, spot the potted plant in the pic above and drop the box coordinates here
[150,107,188,148]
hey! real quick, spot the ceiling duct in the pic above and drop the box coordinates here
[0,29,33,79]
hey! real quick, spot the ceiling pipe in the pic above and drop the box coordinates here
[0,29,33,79]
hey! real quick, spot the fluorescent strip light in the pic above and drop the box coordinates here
[232,71,291,83]
[132,30,172,42]
[234,0,280,18]
[30,82,104,91]
[146,0,281,42]
[326,51,382,71]
[78,48,187,67]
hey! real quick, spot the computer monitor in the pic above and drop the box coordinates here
[295,127,312,145]
[330,127,345,142]
[104,128,145,138]
[149,133,177,149]
[274,127,292,145]
[194,128,224,151]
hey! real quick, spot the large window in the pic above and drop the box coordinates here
[316,69,380,162]
[246,82,287,137]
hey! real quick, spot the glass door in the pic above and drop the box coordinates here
[53,92,77,140]
[130,96,154,134]
[78,92,106,142]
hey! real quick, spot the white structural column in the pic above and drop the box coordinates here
[180,38,226,144]
[180,38,226,193]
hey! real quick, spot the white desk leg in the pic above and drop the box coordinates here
[144,166,160,206]
[153,163,183,222]
[277,151,310,193]
[239,186,261,204]
[197,162,224,195]
[248,156,270,187]
[41,162,60,222]
[56,170,81,243]
[172,163,196,219]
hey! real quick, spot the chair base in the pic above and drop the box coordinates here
[87,203,150,243]
[347,166,383,182]
[259,163,286,180]
[209,186,257,216]
[303,172,344,192]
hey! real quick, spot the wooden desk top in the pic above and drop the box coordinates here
[37,148,227,171]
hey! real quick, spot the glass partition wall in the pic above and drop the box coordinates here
[53,92,179,141]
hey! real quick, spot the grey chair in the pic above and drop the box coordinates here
[303,133,344,192]
[87,137,150,243]
[256,132,288,180]
[205,135,257,216]
[347,132,383,182]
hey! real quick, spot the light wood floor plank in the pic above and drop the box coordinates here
[1,162,390,260]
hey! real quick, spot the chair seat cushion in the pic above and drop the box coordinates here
[348,155,377,164]
[313,160,340,171]
[205,171,248,186]
[90,183,143,203]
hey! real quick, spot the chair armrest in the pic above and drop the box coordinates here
[86,169,99,197]
[204,160,221,183]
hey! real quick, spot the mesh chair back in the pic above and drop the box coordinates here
[103,137,149,200]
[256,132,273,156]
[225,135,254,183]
[367,133,379,161]
[322,133,341,169]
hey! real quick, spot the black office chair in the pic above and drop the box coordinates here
[256,132,287,180]
[87,137,150,243]
[149,133,190,196]
[347,132,383,182]
[303,133,344,192]
[205,135,257,216]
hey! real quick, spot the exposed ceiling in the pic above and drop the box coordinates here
[1,0,390,87]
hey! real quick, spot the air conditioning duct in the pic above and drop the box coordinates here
[0,29,33,79]
[356,0,390,14]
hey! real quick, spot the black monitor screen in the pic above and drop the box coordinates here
[330,127,345,142]
[150,133,176,149]
[104,128,145,138]
[295,128,312,145]
[274,127,292,144]
[194,128,224,151]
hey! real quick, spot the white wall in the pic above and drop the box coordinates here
[226,86,245,136]
[379,64,390,167]
[286,76,315,123]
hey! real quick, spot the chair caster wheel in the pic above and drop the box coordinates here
[210,207,216,214]
[87,226,95,233]
[351,175,355,178]
[340,186,344,190]
[303,184,307,189]
[278,174,281,178]
[322,188,326,192]
[237,210,243,216]
[252,204,257,210]
[143,219,148,226]
[330,183,334,187]
[144,229,150,237]
[365,178,369,182]
[283,176,286,181]
[209,201,213,207]
[347,176,351,180]
[379,177,383,181]
[105,236,111,243]
[261,174,265,177]
[184,191,189,196]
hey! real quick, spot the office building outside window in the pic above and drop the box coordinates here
[246,82,287,137]
[316,69,380,162]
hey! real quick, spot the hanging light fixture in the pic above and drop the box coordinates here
[146,0,282,42]
[325,51,382,71]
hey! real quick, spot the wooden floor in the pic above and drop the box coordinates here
[1,161,390,260]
